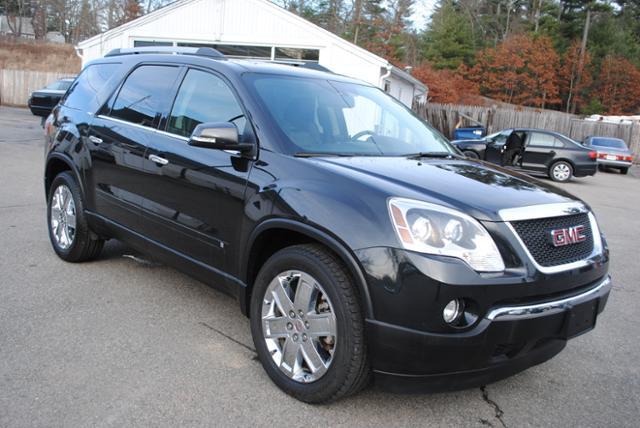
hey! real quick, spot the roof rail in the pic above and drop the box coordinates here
[104,46,225,59]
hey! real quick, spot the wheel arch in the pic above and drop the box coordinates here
[240,219,374,319]
[45,154,85,199]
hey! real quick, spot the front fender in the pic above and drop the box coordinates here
[241,218,374,318]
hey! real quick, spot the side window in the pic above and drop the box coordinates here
[528,133,556,148]
[62,63,120,112]
[167,69,244,138]
[110,65,181,128]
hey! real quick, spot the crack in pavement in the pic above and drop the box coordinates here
[199,321,257,356]
[480,385,506,428]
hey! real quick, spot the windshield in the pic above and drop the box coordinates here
[589,138,627,149]
[246,74,453,156]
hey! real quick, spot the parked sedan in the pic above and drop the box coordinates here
[452,128,598,182]
[27,78,74,117]
[583,136,634,175]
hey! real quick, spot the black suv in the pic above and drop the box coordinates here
[44,47,611,403]
[451,128,598,182]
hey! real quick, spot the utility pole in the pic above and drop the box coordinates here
[571,7,591,114]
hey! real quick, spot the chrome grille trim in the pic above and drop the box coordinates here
[506,211,603,274]
[499,201,588,222]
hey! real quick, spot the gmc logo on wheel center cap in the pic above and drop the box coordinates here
[550,225,587,247]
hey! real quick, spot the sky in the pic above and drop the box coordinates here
[411,0,437,31]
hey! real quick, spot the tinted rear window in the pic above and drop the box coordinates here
[109,65,181,128]
[590,138,627,149]
[62,64,119,112]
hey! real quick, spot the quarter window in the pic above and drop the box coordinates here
[110,65,181,128]
[167,69,245,138]
[62,63,120,112]
[529,133,558,148]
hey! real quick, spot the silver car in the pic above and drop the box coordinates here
[584,136,634,175]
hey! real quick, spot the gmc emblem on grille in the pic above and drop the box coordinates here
[550,225,587,247]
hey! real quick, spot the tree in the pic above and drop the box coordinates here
[422,0,476,69]
[413,61,479,103]
[558,39,592,113]
[598,55,640,114]
[467,34,560,108]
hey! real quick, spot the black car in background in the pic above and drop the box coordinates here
[44,48,611,403]
[451,128,598,182]
[583,136,634,174]
[28,78,75,117]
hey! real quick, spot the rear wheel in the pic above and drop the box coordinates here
[250,244,369,403]
[550,161,573,182]
[47,172,104,262]
[620,167,629,175]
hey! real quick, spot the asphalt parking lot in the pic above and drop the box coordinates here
[1,105,638,427]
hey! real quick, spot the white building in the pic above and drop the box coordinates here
[76,0,426,107]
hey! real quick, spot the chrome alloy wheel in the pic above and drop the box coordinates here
[50,184,76,250]
[552,163,571,181]
[261,271,337,383]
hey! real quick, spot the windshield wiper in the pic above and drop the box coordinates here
[405,151,459,159]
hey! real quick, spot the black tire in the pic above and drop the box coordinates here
[250,244,370,403]
[463,150,480,160]
[598,164,606,172]
[47,171,104,262]
[620,167,629,175]
[549,161,573,182]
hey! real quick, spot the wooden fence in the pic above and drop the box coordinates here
[415,102,640,161]
[0,69,72,106]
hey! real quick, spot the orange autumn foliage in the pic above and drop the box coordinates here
[598,55,640,115]
[466,35,560,108]
[558,40,592,113]
[412,62,478,104]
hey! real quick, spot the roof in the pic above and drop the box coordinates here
[77,0,426,91]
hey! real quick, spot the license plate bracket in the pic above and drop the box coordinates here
[564,300,598,339]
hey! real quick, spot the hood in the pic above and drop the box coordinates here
[309,156,579,221]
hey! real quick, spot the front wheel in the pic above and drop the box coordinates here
[250,244,369,403]
[550,161,573,182]
[463,150,480,160]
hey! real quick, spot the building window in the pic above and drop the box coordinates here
[177,42,271,59]
[274,47,320,62]
[134,40,173,47]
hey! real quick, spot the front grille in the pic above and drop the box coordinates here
[510,213,594,267]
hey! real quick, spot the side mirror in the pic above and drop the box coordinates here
[188,122,253,154]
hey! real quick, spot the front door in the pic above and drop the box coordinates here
[137,68,254,272]
[484,130,510,164]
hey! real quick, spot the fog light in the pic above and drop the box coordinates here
[443,299,463,324]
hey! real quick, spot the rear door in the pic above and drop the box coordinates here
[136,67,254,271]
[87,64,183,233]
[521,132,559,173]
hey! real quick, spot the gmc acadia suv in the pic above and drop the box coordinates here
[44,47,611,403]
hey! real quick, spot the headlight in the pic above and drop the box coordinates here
[388,198,505,272]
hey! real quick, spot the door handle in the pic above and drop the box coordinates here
[149,154,169,166]
[88,135,103,145]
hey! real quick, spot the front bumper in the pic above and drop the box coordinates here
[355,234,610,392]
[367,275,611,392]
